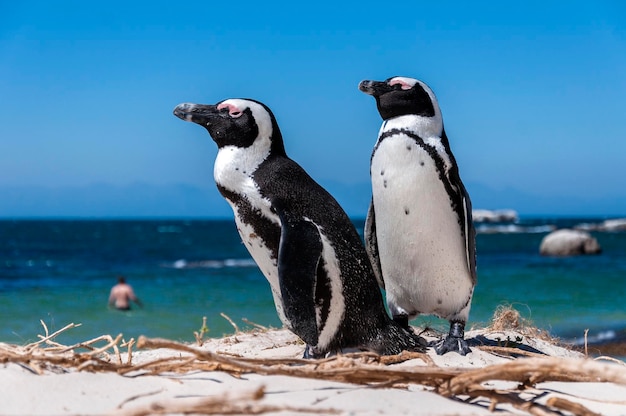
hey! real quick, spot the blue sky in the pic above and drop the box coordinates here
[1,1,625,217]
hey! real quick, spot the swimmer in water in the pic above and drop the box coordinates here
[108,276,142,311]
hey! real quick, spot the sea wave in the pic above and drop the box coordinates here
[167,258,257,269]
[476,224,556,234]
[568,330,619,346]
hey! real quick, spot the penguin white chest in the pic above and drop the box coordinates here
[214,146,286,323]
[370,134,472,319]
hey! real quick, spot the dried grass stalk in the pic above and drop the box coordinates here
[241,318,270,331]
[545,397,602,416]
[135,336,453,387]
[220,313,241,333]
[3,320,626,416]
[487,305,555,342]
[130,337,626,415]
[439,356,626,396]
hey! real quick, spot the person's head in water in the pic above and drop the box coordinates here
[118,276,126,284]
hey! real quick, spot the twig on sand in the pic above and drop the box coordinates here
[546,397,602,416]
[27,321,82,351]
[121,338,136,365]
[220,312,241,334]
[438,356,626,396]
[594,355,626,366]
[241,318,270,331]
[194,316,209,346]
[476,345,546,358]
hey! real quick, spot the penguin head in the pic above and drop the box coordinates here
[173,98,286,155]
[358,76,440,121]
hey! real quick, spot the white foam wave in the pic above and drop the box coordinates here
[569,330,617,346]
[169,258,257,269]
[476,224,556,234]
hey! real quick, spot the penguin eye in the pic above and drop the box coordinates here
[230,111,242,118]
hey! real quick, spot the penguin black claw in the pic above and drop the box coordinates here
[303,345,328,359]
[432,336,471,356]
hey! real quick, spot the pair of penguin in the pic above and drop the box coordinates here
[173,76,476,357]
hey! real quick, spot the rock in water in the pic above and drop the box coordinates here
[539,229,601,256]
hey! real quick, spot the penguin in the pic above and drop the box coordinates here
[173,98,422,358]
[358,76,477,355]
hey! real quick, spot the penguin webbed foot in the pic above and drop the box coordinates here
[432,335,471,356]
[432,320,471,356]
[373,320,427,354]
[391,314,428,352]
[303,344,328,359]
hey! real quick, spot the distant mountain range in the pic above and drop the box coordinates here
[329,181,626,218]
[0,182,624,218]
[0,183,230,218]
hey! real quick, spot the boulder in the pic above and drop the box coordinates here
[539,229,601,256]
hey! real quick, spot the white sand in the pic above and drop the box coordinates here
[2,328,626,415]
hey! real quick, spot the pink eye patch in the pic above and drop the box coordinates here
[389,79,413,90]
[217,102,244,118]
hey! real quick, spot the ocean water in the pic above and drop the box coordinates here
[1,219,625,350]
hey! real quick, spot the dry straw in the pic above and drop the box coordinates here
[2,312,626,415]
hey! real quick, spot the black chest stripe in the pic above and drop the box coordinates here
[372,128,464,228]
[217,185,281,261]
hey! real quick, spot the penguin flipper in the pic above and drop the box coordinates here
[461,190,477,285]
[442,130,477,285]
[365,200,384,289]
[453,174,477,285]
[277,217,322,347]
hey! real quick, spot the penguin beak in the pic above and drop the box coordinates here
[358,80,389,97]
[173,103,220,126]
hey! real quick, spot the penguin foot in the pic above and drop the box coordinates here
[303,345,359,359]
[303,345,328,359]
[431,335,471,356]
[368,321,426,354]
[431,320,471,355]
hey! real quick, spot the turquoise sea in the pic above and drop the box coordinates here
[1,219,625,353]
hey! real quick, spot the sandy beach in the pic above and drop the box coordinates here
[2,318,626,416]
